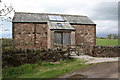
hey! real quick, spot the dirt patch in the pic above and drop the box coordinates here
[59,61,119,78]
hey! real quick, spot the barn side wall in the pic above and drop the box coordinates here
[71,25,96,45]
[13,23,48,49]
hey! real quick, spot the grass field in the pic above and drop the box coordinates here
[3,59,89,78]
[96,39,119,46]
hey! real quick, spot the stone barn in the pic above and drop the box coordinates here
[12,12,96,49]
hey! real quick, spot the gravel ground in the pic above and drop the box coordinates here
[70,54,119,64]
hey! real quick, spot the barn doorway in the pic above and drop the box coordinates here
[54,32,71,45]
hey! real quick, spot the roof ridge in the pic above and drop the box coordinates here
[15,12,87,17]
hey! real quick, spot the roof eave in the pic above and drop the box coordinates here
[12,21,48,24]
[70,23,96,26]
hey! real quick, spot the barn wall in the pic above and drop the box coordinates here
[13,23,48,49]
[71,25,96,45]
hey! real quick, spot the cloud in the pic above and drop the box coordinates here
[95,20,118,34]
[91,2,118,21]
[1,0,118,38]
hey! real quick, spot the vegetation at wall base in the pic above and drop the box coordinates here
[3,59,88,78]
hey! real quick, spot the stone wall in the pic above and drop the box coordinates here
[88,45,119,57]
[3,49,70,68]
[71,25,96,45]
[13,23,48,49]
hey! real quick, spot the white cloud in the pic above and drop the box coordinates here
[95,20,118,34]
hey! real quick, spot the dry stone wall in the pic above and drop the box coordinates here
[2,49,70,68]
[88,45,119,57]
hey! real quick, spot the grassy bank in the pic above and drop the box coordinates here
[96,39,119,46]
[3,59,88,78]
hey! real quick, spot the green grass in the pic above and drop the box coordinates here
[96,39,119,46]
[3,59,88,78]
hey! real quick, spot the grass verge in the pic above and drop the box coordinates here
[3,58,89,78]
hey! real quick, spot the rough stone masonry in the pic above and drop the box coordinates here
[88,45,119,57]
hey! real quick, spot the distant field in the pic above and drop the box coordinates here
[96,39,119,46]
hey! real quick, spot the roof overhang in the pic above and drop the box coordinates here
[48,21,75,31]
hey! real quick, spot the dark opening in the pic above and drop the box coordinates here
[57,23,62,27]
[54,32,71,45]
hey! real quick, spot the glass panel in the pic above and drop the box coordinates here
[55,16,64,21]
[54,32,62,44]
[48,15,64,21]
[63,33,71,45]
[48,15,56,21]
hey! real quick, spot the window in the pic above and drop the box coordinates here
[57,23,62,27]
[48,15,65,21]
[54,32,71,45]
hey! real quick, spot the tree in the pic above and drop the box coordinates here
[107,34,112,39]
[0,0,14,16]
[0,0,15,37]
[107,34,118,39]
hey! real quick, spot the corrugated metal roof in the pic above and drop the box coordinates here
[12,12,95,25]
[48,22,75,30]
[13,12,48,22]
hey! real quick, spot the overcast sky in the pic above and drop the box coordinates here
[0,0,118,38]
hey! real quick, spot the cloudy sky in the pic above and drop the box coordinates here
[0,0,118,38]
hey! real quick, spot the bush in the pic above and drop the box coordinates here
[2,38,13,51]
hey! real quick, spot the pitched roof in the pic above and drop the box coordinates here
[12,12,96,25]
